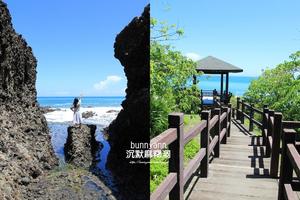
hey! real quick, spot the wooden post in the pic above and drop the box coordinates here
[225,73,229,104]
[241,100,245,124]
[200,90,203,110]
[168,113,184,200]
[221,106,228,144]
[228,103,232,137]
[278,129,296,200]
[200,110,210,177]
[262,105,269,146]
[270,112,282,178]
[236,97,240,121]
[266,110,274,157]
[220,74,224,102]
[212,108,221,157]
[249,103,254,132]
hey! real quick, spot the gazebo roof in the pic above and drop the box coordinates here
[196,56,243,74]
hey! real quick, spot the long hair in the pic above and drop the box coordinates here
[73,98,79,108]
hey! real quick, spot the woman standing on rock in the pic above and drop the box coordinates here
[71,97,82,127]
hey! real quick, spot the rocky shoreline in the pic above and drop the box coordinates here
[23,164,116,200]
[0,2,118,199]
[22,124,116,200]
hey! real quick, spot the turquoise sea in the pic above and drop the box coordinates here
[37,96,124,108]
[198,75,257,96]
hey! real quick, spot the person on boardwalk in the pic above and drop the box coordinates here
[71,97,82,127]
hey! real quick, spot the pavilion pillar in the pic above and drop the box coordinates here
[193,75,197,85]
[225,73,229,104]
[220,74,224,102]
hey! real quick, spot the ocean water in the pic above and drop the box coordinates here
[198,75,257,96]
[38,96,124,108]
[37,96,124,191]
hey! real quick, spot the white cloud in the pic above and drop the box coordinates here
[185,52,201,61]
[93,75,122,90]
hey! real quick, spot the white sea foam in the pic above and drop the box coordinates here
[44,107,121,127]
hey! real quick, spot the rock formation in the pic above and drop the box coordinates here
[40,106,58,114]
[0,2,58,199]
[107,4,150,199]
[82,111,96,119]
[64,125,101,168]
[24,165,116,200]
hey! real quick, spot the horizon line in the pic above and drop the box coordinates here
[37,96,125,98]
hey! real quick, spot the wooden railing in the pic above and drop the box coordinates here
[234,97,282,177]
[150,104,232,200]
[233,97,300,199]
[278,128,300,200]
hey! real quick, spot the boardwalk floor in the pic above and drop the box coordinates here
[185,120,278,200]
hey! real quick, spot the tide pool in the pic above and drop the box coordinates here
[37,96,122,191]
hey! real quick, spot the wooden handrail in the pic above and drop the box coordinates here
[150,173,177,200]
[253,107,263,115]
[270,116,274,127]
[208,136,219,155]
[234,97,300,199]
[151,105,232,200]
[184,120,206,144]
[282,121,300,129]
[220,112,227,123]
[209,115,219,130]
[287,144,300,178]
[243,112,251,120]
[150,128,177,150]
[283,184,298,200]
[234,98,282,178]
[183,148,206,185]
[278,129,297,200]
[252,118,262,128]
[220,128,227,142]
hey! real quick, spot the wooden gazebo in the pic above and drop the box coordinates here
[195,56,243,104]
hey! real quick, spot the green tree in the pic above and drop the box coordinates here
[244,51,300,120]
[150,18,201,137]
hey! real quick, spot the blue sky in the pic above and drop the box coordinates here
[5,0,148,96]
[152,0,300,76]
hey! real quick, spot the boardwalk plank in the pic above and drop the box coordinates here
[185,122,278,200]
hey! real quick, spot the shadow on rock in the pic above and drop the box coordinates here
[107,4,150,200]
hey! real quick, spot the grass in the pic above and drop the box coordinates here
[184,114,201,130]
[150,156,168,193]
[150,114,201,193]
[242,118,262,136]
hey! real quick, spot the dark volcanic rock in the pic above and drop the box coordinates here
[107,5,150,199]
[40,106,58,114]
[64,125,101,168]
[82,111,96,119]
[24,166,117,200]
[0,2,58,199]
[106,110,118,113]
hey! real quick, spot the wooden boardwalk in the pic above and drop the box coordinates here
[185,120,278,200]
